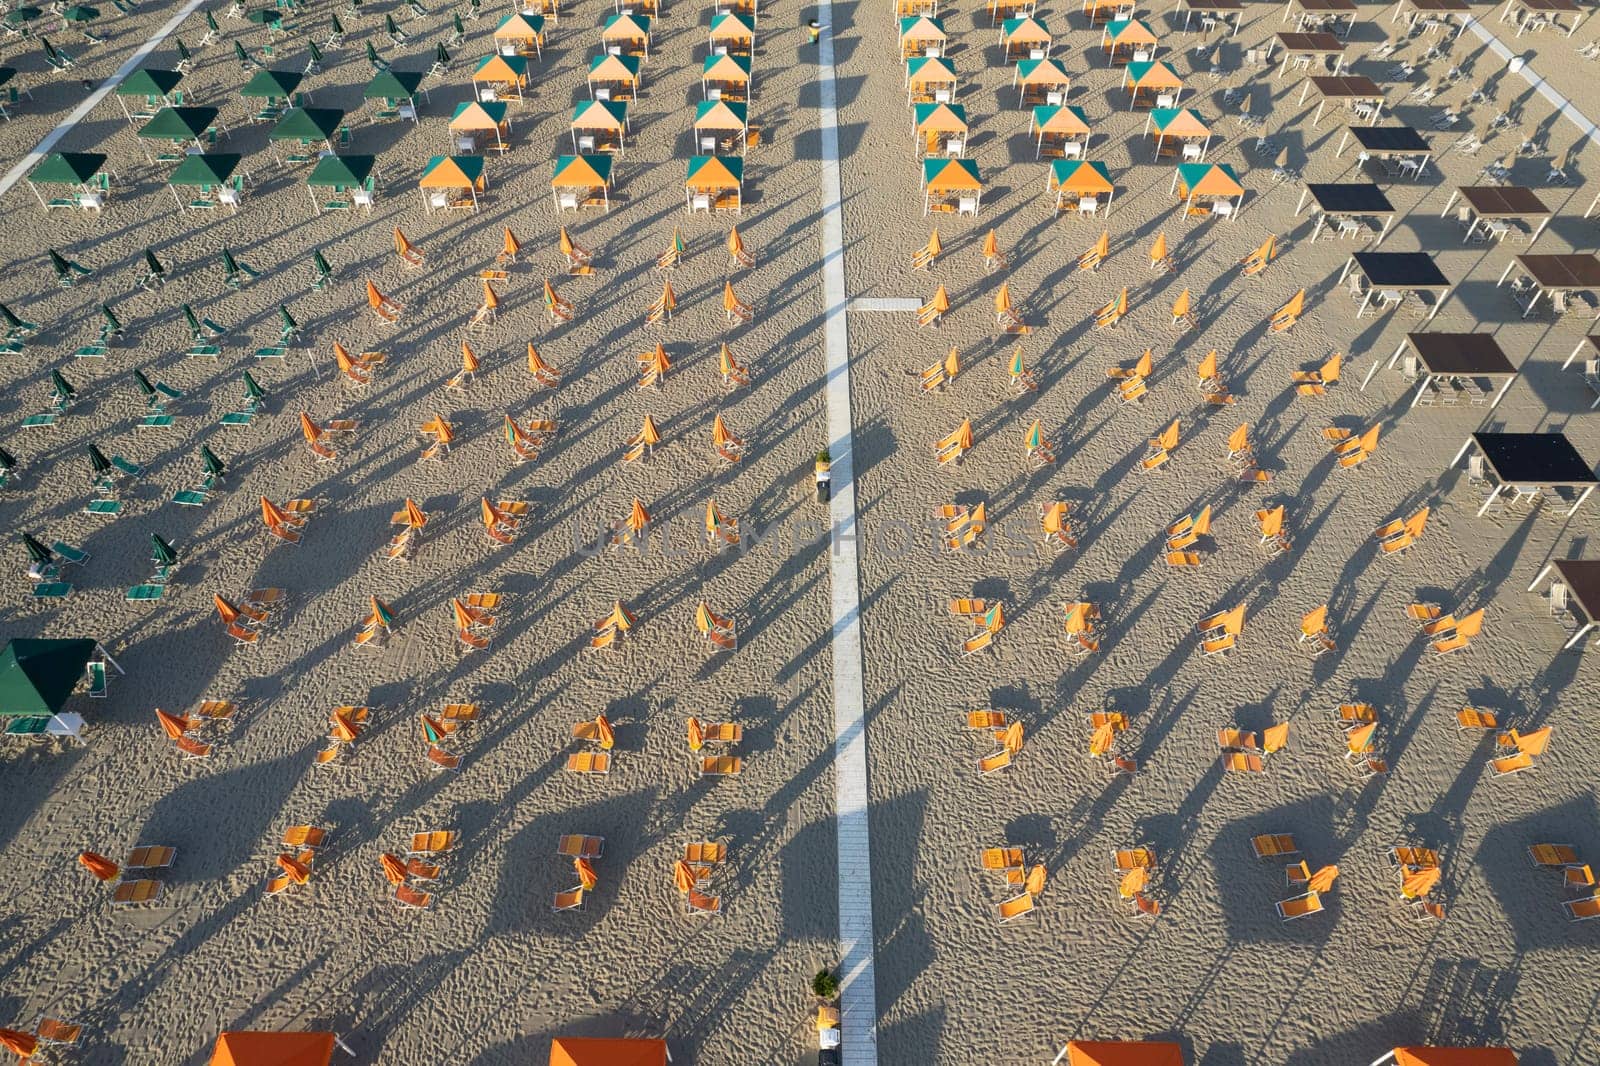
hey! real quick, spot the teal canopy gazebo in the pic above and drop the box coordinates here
[27,151,110,209]
[1170,161,1245,219]
[269,107,345,161]
[0,637,119,739]
[306,153,378,213]
[136,106,220,160]
[364,69,428,122]
[240,68,304,119]
[418,154,487,212]
[168,153,245,211]
[686,154,743,213]
[114,67,182,122]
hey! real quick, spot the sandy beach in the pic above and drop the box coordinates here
[0,0,1598,1062]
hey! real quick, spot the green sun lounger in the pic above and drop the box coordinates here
[220,411,256,427]
[32,581,73,598]
[21,414,57,428]
[187,344,221,359]
[51,541,88,563]
[87,659,107,696]
[172,487,209,506]
[140,415,175,429]
[111,456,142,476]
[74,344,106,358]
[254,346,287,360]
[84,499,121,516]
[127,584,165,602]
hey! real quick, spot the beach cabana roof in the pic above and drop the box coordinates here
[169,153,242,185]
[703,53,751,82]
[1064,1041,1185,1066]
[476,53,529,80]
[906,56,957,86]
[419,154,486,189]
[571,99,628,130]
[914,102,969,134]
[1032,104,1091,136]
[709,11,754,39]
[1150,107,1211,136]
[30,151,106,185]
[1002,15,1052,43]
[306,153,375,187]
[363,69,425,99]
[1105,17,1159,45]
[1386,1051,1518,1066]
[116,67,181,97]
[549,1037,668,1066]
[686,154,743,189]
[589,54,641,81]
[451,100,509,130]
[923,157,982,191]
[493,11,545,38]
[695,99,747,130]
[1176,161,1244,197]
[0,638,99,716]
[270,107,344,142]
[240,68,302,99]
[1017,57,1072,86]
[899,15,946,41]
[1127,60,1183,89]
[552,154,615,188]
[210,1031,336,1066]
[1050,158,1114,193]
[138,106,217,140]
[603,12,652,38]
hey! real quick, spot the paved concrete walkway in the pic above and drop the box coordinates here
[814,4,880,1062]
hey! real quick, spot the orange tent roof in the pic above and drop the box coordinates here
[924,157,982,193]
[1127,60,1183,90]
[703,53,750,82]
[552,155,613,188]
[493,12,544,41]
[709,11,755,40]
[589,54,641,83]
[899,15,946,43]
[1393,1051,1518,1066]
[694,100,747,131]
[1016,57,1071,87]
[1033,104,1092,137]
[211,1032,336,1066]
[915,102,968,134]
[418,155,486,190]
[1050,159,1114,195]
[1150,107,1211,137]
[549,1037,669,1066]
[685,155,742,191]
[1104,17,1159,46]
[906,56,957,88]
[602,13,651,40]
[473,54,527,85]
[1003,16,1052,44]
[1177,163,1245,198]
[450,101,509,132]
[1066,1040,1186,1066]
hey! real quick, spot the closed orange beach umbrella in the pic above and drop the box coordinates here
[1358,425,1381,453]
[1000,720,1023,754]
[1307,864,1339,894]
[574,857,598,892]
[394,227,417,258]
[1112,287,1129,316]
[368,596,396,630]
[955,417,973,449]
[79,850,119,881]
[727,226,746,258]
[1024,863,1046,896]
[451,599,477,631]
[628,498,651,531]
[924,228,943,258]
[718,342,739,376]
[1197,349,1219,379]
[1262,722,1290,754]
[330,710,361,743]
[332,342,357,372]
[658,278,677,310]
[1149,232,1168,262]
[1118,866,1147,898]
[481,279,499,310]
[420,715,448,745]
[595,714,614,750]
[994,281,1012,314]
[673,859,695,893]
[606,600,636,631]
[403,499,428,528]
[1193,505,1211,535]
[298,412,322,442]
[461,341,480,374]
[0,1029,38,1058]
[1280,288,1305,317]
[722,279,743,312]
[1405,505,1429,537]
[503,227,522,259]
[277,852,311,884]
[1133,349,1153,378]
[557,227,576,257]
[155,708,190,740]
[365,279,389,310]
[1302,605,1328,635]
[981,228,1000,258]
[944,346,960,378]
[481,498,502,529]
[1171,289,1191,318]
[261,496,289,527]
[1089,721,1116,756]
[214,594,240,625]
[380,853,407,885]
[637,415,661,446]
[687,716,705,751]
[984,600,1005,632]
[1401,866,1440,899]
[930,284,951,313]
[712,414,737,446]
[1347,721,1377,753]
[525,344,553,378]
[1227,422,1250,454]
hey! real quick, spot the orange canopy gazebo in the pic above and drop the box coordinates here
[703,53,751,101]
[1048,159,1114,215]
[906,55,958,103]
[450,101,512,153]
[473,54,528,102]
[709,12,755,56]
[418,154,486,212]
[694,99,750,154]
[211,1031,341,1066]
[923,157,982,216]
[1124,60,1184,109]
[601,13,652,58]
[913,102,968,157]
[1371,1051,1518,1066]
[588,54,642,102]
[1057,1040,1185,1066]
[1000,15,1052,61]
[1014,57,1071,106]
[1031,104,1091,158]
[552,153,614,211]
[493,12,545,58]
[1144,107,1212,160]
[1101,17,1159,64]
[899,15,947,57]
[1081,0,1126,23]
[549,1037,669,1066]
[686,154,742,213]
[1170,162,1244,219]
[570,99,628,154]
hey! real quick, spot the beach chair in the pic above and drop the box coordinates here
[1113,847,1157,873]
[1241,235,1278,277]
[977,748,1011,774]
[408,831,457,856]
[395,883,434,909]
[1530,843,1581,868]
[997,892,1035,923]
[1354,757,1390,781]
[1333,704,1377,731]
[566,752,612,774]
[1410,900,1447,922]
[1276,891,1323,920]
[558,835,605,858]
[124,845,176,870]
[1562,894,1600,921]
[34,1018,82,1050]
[1454,707,1498,733]
[979,847,1026,877]
[686,890,721,916]
[1129,893,1161,918]
[1566,864,1597,891]
[174,735,212,759]
[1252,834,1298,860]
[1222,751,1265,774]
[1269,289,1304,333]
[1293,353,1341,397]
[365,280,403,323]
[1094,289,1127,329]
[911,230,942,270]
[1489,751,1535,777]
[282,826,330,849]
[699,755,742,777]
[112,879,163,906]
[1390,847,1440,870]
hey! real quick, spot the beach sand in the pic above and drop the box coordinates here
[0,0,1598,1063]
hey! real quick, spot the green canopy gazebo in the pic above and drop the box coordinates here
[114,67,182,123]
[136,106,220,161]
[364,69,428,123]
[240,68,305,120]
[27,151,110,209]
[306,153,378,213]
[269,107,345,162]
[168,153,246,211]
[0,637,120,741]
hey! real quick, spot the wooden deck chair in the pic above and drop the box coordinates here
[727,226,756,269]
[1117,376,1149,406]
[566,751,612,774]
[1390,846,1440,870]
[646,279,677,324]
[365,280,403,323]
[426,746,461,771]
[550,887,584,912]
[655,228,686,271]
[921,346,959,392]
[1223,751,1265,773]
[1276,891,1323,920]
[1148,232,1173,272]
[1241,234,1278,277]
[967,710,1007,730]
[962,629,995,657]
[980,847,1025,876]
[109,879,165,907]
[997,892,1035,923]
[392,882,433,909]
[1253,834,1299,859]
[1113,846,1157,872]
[1095,287,1128,328]
[1142,418,1179,472]
[393,227,424,267]
[1335,703,1377,730]
[1405,602,1444,626]
[1169,288,1194,329]
[1269,289,1304,332]
[1456,707,1498,732]
[1107,349,1153,380]
[977,745,1011,773]
[1218,728,1259,752]
[1168,505,1211,550]
[407,831,457,856]
[1530,843,1580,867]
[720,279,754,323]
[1078,230,1109,272]
[699,755,742,777]
[1129,892,1161,918]
[917,284,951,327]
[912,228,942,270]
[949,598,987,617]
[686,889,722,915]
[1293,352,1341,396]
[1488,751,1535,777]
[544,279,575,323]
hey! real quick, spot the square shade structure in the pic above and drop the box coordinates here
[1368,332,1518,408]
[1528,559,1600,648]
[1454,431,1597,517]
[1498,253,1600,317]
[1177,0,1242,36]
[1339,123,1429,155]
[1300,74,1384,124]
[1296,182,1395,240]
[1284,0,1359,37]
[1276,31,1346,77]
[1442,186,1552,243]
[1340,251,1451,319]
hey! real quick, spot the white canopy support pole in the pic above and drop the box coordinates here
[1528,562,1554,592]
[1563,621,1595,648]
[1377,215,1392,243]
[1567,484,1595,515]
[1295,186,1310,214]
[1337,128,1351,154]
[1313,99,1327,125]
[1299,78,1312,105]
[1490,375,1516,408]
[1449,435,1476,469]
[1532,215,1550,241]
[1476,482,1503,516]
[95,644,125,674]
[1562,337,1588,369]
[1440,188,1460,216]
[1338,255,1356,283]
[1427,285,1448,319]
[1497,260,1515,286]
[1359,290,1374,316]
[1409,374,1433,408]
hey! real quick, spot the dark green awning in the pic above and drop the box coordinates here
[0,638,98,716]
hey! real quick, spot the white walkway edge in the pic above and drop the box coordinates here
[0,0,209,199]
[1460,16,1600,146]
[815,4,880,1063]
